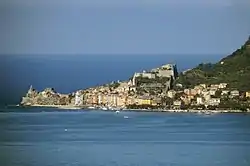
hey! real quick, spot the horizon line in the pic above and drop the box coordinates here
[0,53,226,56]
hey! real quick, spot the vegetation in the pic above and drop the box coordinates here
[175,37,250,91]
[218,97,249,111]
[161,96,173,106]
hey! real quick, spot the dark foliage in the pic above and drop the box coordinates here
[176,37,250,91]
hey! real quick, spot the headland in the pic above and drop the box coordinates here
[19,37,250,113]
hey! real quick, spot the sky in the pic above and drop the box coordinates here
[0,0,250,55]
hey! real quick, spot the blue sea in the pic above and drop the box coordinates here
[0,108,250,166]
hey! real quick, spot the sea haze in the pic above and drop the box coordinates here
[0,108,250,166]
[1,54,223,106]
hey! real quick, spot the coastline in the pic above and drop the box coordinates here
[16,104,250,114]
[18,104,85,110]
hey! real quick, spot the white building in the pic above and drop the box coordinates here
[199,84,207,89]
[75,91,83,106]
[132,71,156,86]
[173,100,182,106]
[197,97,204,105]
[219,83,228,89]
[209,89,217,96]
[230,90,240,97]
[98,94,102,105]
[167,90,176,98]
[134,71,156,79]
[221,90,229,95]
[207,98,221,106]
[204,94,211,101]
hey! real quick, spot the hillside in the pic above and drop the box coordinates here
[175,36,250,91]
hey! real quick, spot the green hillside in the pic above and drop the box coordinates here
[176,36,250,91]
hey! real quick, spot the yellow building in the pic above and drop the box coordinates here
[246,91,250,98]
[140,99,151,105]
[137,96,152,105]
[151,100,157,106]
[151,98,162,106]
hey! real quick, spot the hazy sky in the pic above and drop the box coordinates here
[0,0,250,55]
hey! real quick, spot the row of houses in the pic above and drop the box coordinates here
[72,77,250,109]
[82,92,162,107]
[170,83,250,109]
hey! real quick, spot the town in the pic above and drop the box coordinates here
[21,63,250,113]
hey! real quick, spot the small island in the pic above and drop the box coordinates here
[20,37,250,113]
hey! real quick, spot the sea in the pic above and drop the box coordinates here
[0,108,250,166]
[1,54,250,166]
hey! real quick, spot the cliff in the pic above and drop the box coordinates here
[175,36,250,91]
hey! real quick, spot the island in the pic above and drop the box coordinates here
[20,36,250,113]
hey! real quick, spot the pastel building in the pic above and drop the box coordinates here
[246,91,250,98]
[75,91,83,106]
[197,97,204,105]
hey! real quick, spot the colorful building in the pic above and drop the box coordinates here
[137,96,152,105]
[246,91,250,98]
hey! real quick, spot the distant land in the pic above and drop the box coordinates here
[19,36,250,113]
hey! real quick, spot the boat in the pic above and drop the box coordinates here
[109,107,115,110]
[204,111,211,115]
[115,110,120,114]
[102,107,108,110]
[123,116,129,119]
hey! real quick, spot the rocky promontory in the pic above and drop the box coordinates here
[20,86,76,107]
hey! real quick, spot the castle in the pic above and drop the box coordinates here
[131,64,178,89]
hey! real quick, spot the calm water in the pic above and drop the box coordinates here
[1,108,250,166]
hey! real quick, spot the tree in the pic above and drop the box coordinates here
[207,105,217,110]
[214,90,222,98]
[162,97,173,106]
[174,92,184,100]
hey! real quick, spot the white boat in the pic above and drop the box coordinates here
[109,107,115,110]
[115,110,120,114]
[102,107,108,110]
[205,111,211,115]
[124,116,129,119]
